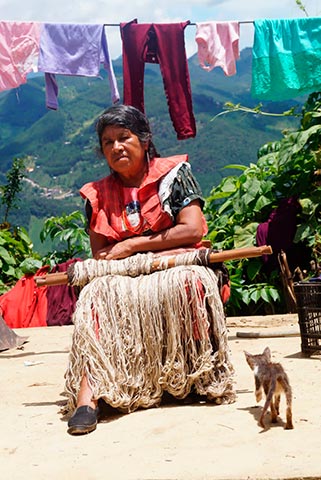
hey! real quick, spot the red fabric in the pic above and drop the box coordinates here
[46,259,80,326]
[80,155,208,243]
[0,266,49,328]
[256,196,301,270]
[120,20,196,140]
[188,278,207,340]
[220,282,231,304]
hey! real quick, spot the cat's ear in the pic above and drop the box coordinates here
[244,351,254,369]
[263,346,271,359]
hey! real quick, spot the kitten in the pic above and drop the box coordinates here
[244,346,294,430]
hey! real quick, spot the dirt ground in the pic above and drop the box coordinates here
[1,313,321,480]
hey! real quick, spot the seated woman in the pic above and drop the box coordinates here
[65,104,234,435]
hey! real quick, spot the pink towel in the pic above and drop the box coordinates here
[0,21,41,92]
[195,21,240,76]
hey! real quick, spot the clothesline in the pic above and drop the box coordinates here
[1,16,321,136]
[103,21,254,27]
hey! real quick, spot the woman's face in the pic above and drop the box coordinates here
[101,125,148,185]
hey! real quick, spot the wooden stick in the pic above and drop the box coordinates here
[236,329,299,338]
[35,245,273,287]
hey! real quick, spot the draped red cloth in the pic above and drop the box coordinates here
[0,266,49,328]
[0,260,79,328]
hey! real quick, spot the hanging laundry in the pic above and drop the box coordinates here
[38,23,119,109]
[0,21,41,92]
[251,17,321,100]
[120,19,196,140]
[195,21,240,76]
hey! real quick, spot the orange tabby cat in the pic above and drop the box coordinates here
[244,346,294,430]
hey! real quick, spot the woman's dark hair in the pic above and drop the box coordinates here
[96,104,159,158]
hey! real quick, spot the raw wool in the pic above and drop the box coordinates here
[69,252,154,287]
[68,249,211,286]
[64,258,235,414]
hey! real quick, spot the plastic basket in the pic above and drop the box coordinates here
[294,282,321,355]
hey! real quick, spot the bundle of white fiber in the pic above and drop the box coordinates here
[64,259,235,414]
[68,250,211,287]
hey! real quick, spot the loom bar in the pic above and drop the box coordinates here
[35,244,272,287]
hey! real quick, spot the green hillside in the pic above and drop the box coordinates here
[0,48,303,248]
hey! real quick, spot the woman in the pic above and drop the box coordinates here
[82,104,207,261]
[66,104,233,435]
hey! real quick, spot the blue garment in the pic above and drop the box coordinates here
[251,18,321,100]
[38,23,119,109]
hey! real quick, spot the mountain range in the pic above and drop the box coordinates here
[0,48,303,250]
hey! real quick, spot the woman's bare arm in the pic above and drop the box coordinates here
[89,230,110,258]
[92,200,205,260]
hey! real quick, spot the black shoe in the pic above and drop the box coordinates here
[67,405,99,435]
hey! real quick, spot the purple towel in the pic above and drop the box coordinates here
[38,23,119,109]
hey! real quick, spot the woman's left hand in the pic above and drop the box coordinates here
[94,239,134,260]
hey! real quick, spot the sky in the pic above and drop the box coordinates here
[0,0,320,58]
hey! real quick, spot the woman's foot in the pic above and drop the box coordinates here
[67,405,99,435]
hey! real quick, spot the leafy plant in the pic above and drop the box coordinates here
[296,0,309,16]
[205,92,321,315]
[212,102,300,121]
[0,157,26,224]
[0,157,43,293]
[0,226,42,294]
[40,210,91,265]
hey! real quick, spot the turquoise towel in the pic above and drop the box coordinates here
[251,17,321,100]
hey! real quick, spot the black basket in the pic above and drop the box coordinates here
[294,282,321,355]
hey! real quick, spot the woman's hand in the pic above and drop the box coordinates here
[90,200,205,260]
[94,238,134,260]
